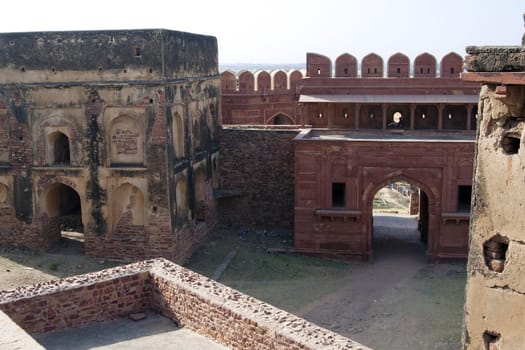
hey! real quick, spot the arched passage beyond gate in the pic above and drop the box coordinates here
[363,174,439,260]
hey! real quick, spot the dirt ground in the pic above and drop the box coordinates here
[0,214,465,350]
[186,214,466,350]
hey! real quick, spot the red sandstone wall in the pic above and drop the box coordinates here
[294,132,474,261]
[217,127,298,229]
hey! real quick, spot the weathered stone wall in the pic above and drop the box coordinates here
[462,26,525,349]
[0,258,370,350]
[0,30,220,263]
[218,126,299,229]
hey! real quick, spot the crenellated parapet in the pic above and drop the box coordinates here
[306,52,464,78]
[221,69,304,94]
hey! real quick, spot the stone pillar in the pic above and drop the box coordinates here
[438,104,444,130]
[382,104,388,130]
[409,104,416,130]
[466,104,473,130]
[354,103,360,129]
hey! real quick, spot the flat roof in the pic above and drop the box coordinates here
[299,94,479,104]
[296,129,476,142]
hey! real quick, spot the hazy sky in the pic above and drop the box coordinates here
[1,0,523,64]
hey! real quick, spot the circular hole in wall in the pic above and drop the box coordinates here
[20,67,25,72]
[501,135,520,155]
[483,235,509,273]
[51,67,56,73]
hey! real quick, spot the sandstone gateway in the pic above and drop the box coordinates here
[0,30,220,262]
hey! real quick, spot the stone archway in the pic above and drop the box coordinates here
[43,182,84,248]
[363,174,439,260]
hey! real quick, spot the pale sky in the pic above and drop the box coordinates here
[1,0,523,64]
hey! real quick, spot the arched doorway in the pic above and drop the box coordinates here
[270,113,293,125]
[45,183,84,251]
[369,180,431,260]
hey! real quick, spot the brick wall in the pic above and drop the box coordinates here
[218,127,299,229]
[0,259,370,349]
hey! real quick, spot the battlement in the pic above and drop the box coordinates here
[306,52,464,78]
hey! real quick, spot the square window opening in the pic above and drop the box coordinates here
[332,183,346,208]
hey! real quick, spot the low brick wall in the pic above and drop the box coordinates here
[218,126,299,229]
[0,263,152,334]
[0,258,370,350]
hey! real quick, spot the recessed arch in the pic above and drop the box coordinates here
[268,112,294,125]
[361,53,383,78]
[47,131,71,165]
[238,70,254,93]
[109,114,144,166]
[306,52,332,77]
[173,111,185,158]
[221,70,237,92]
[194,167,207,222]
[440,52,463,78]
[271,70,288,92]
[335,53,358,77]
[254,70,271,92]
[111,182,145,229]
[176,176,188,221]
[387,52,410,78]
[414,53,437,77]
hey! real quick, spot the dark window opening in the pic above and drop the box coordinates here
[457,185,472,212]
[501,135,520,155]
[367,68,370,74]
[420,68,423,74]
[450,67,454,74]
[344,68,348,75]
[273,114,287,125]
[332,183,345,208]
[427,68,430,74]
[396,67,400,74]
[135,47,141,57]
[52,132,71,165]
[374,67,377,74]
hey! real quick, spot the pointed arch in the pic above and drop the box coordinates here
[238,70,254,93]
[221,70,237,92]
[268,112,294,125]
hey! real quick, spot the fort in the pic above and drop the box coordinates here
[0,14,524,349]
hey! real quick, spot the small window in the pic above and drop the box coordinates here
[344,68,348,75]
[135,47,141,57]
[450,67,455,74]
[396,67,400,74]
[367,68,370,74]
[374,67,377,74]
[458,185,472,212]
[427,68,430,74]
[420,68,423,74]
[332,183,345,208]
[317,68,321,75]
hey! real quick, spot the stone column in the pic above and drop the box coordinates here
[382,104,388,130]
[354,103,361,130]
[466,104,473,130]
[438,104,444,130]
[409,104,416,130]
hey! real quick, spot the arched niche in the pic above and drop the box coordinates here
[111,183,145,229]
[172,111,185,158]
[269,112,294,125]
[194,167,207,222]
[109,115,144,166]
[176,177,188,220]
[47,131,71,165]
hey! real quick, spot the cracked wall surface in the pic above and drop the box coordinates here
[462,16,525,349]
